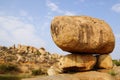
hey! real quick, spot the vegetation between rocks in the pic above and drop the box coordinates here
[32,69,46,76]
[108,70,117,76]
[113,60,120,66]
[0,63,20,74]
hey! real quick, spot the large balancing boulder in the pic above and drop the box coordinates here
[51,16,115,54]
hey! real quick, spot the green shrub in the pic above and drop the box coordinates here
[32,69,45,76]
[113,60,120,66]
[0,63,19,73]
[109,70,117,76]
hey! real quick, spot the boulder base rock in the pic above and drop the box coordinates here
[59,54,96,72]
[51,16,115,54]
[97,54,113,69]
[22,71,114,80]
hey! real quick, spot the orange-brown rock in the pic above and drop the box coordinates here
[97,54,113,69]
[22,71,114,80]
[113,66,120,80]
[59,54,96,72]
[51,16,115,54]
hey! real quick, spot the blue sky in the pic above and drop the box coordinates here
[0,0,120,59]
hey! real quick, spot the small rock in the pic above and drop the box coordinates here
[97,54,113,69]
[47,62,63,76]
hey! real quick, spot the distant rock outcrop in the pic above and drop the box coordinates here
[0,44,63,74]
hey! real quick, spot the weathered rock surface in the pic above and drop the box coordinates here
[59,54,96,72]
[98,54,113,69]
[22,71,114,80]
[51,16,115,54]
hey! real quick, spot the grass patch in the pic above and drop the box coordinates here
[109,70,117,76]
[0,63,19,74]
[0,74,21,80]
[32,69,46,76]
[113,60,120,66]
[0,73,33,80]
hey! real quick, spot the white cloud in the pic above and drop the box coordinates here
[27,16,34,21]
[0,11,4,15]
[46,0,76,15]
[64,11,76,16]
[20,10,34,22]
[20,10,28,16]
[46,0,62,13]
[112,3,120,13]
[46,0,58,11]
[0,16,45,48]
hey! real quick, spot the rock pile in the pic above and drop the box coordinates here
[0,44,62,74]
[50,16,115,75]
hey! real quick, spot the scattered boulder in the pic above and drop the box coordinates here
[39,47,46,55]
[97,54,113,69]
[51,16,115,54]
[59,54,96,72]
[47,62,62,76]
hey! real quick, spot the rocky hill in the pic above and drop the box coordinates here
[0,44,62,74]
